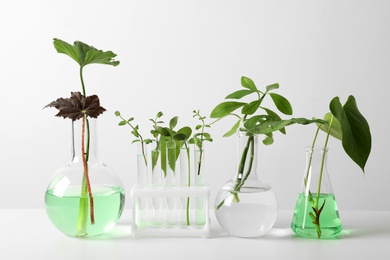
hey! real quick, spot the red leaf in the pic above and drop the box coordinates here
[45,92,106,121]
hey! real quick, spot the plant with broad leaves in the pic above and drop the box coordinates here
[211,76,324,210]
[153,116,193,225]
[154,116,192,175]
[45,38,119,237]
[302,95,371,238]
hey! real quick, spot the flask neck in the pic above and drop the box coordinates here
[70,118,98,163]
[302,147,333,194]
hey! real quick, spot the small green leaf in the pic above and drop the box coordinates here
[225,89,255,99]
[241,76,257,91]
[169,116,178,130]
[269,93,293,115]
[266,83,279,92]
[144,139,153,144]
[118,120,127,126]
[131,130,139,138]
[210,101,246,118]
[242,100,261,115]
[263,134,274,145]
[223,119,241,137]
[202,133,212,139]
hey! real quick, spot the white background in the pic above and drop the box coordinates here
[0,0,389,210]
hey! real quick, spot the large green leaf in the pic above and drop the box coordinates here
[177,126,192,140]
[210,101,246,118]
[53,38,81,65]
[173,133,187,141]
[53,38,119,67]
[245,119,291,134]
[329,96,371,172]
[154,126,170,137]
[266,83,279,92]
[84,49,119,66]
[244,115,268,129]
[269,93,293,115]
[263,107,286,134]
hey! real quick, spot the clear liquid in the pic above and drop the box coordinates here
[45,186,125,237]
[291,193,342,239]
[215,187,278,237]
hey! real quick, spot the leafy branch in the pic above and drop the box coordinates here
[115,111,150,166]
[189,110,213,175]
[211,76,324,210]
[47,38,119,236]
[304,95,371,238]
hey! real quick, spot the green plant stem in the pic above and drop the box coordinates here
[236,135,255,190]
[80,66,86,96]
[76,174,88,236]
[76,68,94,236]
[196,118,206,176]
[217,134,255,210]
[119,114,148,167]
[82,116,94,224]
[305,117,334,238]
[184,144,191,226]
[316,116,333,206]
[304,126,321,204]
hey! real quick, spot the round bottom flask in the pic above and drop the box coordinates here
[45,119,125,237]
[214,131,278,237]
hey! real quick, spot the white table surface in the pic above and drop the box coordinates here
[1,209,389,260]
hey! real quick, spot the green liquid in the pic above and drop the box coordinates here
[291,193,342,239]
[45,186,125,237]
